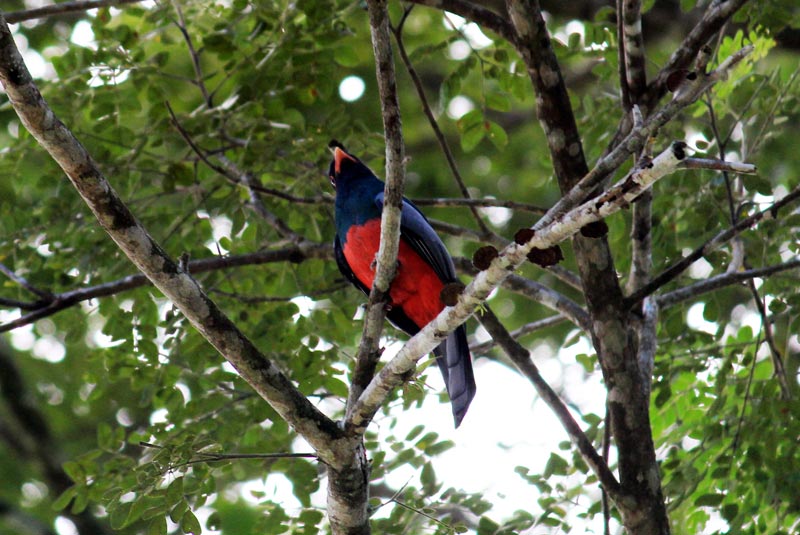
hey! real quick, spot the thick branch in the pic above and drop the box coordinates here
[620,0,647,103]
[535,47,754,233]
[343,0,407,422]
[0,16,349,467]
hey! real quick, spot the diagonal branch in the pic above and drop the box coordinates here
[647,0,750,104]
[405,0,515,44]
[453,256,591,331]
[392,6,493,238]
[475,307,626,504]
[625,184,800,308]
[469,314,567,355]
[534,46,755,233]
[0,262,54,301]
[0,15,349,467]
[656,259,800,309]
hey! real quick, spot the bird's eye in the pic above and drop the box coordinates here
[329,175,336,189]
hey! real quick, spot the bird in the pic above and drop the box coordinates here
[328,140,476,427]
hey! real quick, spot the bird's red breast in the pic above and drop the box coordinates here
[343,219,445,329]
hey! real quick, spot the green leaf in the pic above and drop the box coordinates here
[181,510,202,535]
[148,517,168,535]
[694,493,725,507]
[487,121,508,149]
[52,486,77,511]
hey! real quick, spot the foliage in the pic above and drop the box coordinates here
[0,0,799,534]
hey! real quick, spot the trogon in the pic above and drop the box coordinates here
[328,140,476,427]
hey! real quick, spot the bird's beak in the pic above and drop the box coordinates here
[332,146,356,174]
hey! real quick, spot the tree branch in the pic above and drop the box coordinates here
[620,0,647,104]
[343,0,407,422]
[5,0,144,24]
[0,244,332,334]
[626,184,800,308]
[469,314,567,355]
[656,259,800,309]
[0,262,53,301]
[405,0,516,44]
[475,307,627,504]
[0,16,350,468]
[647,0,750,105]
[453,256,591,332]
[534,46,754,233]
[392,7,493,237]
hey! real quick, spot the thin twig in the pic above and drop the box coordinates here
[165,101,299,240]
[0,244,333,333]
[655,259,800,309]
[170,0,212,108]
[391,6,493,237]
[0,262,53,300]
[731,333,760,454]
[469,314,566,355]
[746,279,791,398]
[211,283,348,304]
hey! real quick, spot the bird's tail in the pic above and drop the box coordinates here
[435,325,476,427]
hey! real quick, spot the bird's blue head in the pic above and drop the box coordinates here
[327,140,378,191]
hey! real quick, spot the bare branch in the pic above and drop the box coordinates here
[469,314,566,355]
[453,256,590,331]
[0,262,53,301]
[165,102,300,240]
[656,259,800,309]
[620,0,647,103]
[344,0,407,422]
[535,46,755,233]
[170,0,212,108]
[5,0,144,24]
[405,0,515,44]
[647,0,750,104]
[412,196,546,213]
[746,279,792,398]
[626,184,800,308]
[680,157,757,174]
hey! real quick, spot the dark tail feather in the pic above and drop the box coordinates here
[434,325,476,427]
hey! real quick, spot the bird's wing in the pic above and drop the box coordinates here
[374,192,457,283]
